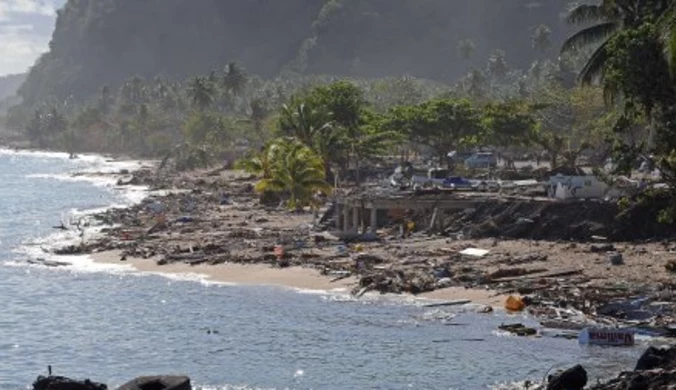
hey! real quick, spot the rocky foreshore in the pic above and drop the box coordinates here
[29,345,676,389]
[49,166,676,337]
[31,375,190,390]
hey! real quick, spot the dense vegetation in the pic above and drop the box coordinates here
[6,0,676,215]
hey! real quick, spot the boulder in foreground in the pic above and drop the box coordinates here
[115,376,191,390]
[546,364,587,390]
[33,376,107,390]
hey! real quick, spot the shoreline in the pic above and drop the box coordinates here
[20,149,676,335]
[90,250,507,305]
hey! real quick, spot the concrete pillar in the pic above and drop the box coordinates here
[352,207,360,234]
[370,208,378,233]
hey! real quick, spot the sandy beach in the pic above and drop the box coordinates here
[91,250,507,305]
[47,165,675,332]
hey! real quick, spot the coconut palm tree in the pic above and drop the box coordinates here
[532,24,552,54]
[279,101,344,180]
[457,39,476,60]
[562,0,671,84]
[254,138,332,211]
[187,76,215,111]
[658,2,676,72]
[223,62,248,97]
[279,102,333,148]
[487,49,509,80]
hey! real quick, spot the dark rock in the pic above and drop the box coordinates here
[546,365,588,390]
[608,252,624,266]
[635,346,676,371]
[498,323,537,336]
[33,376,107,390]
[115,376,191,390]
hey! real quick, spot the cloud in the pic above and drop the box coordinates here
[0,0,61,75]
[0,0,55,22]
[0,23,48,74]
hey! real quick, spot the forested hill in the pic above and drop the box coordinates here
[19,0,570,105]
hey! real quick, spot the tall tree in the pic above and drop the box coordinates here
[561,0,671,84]
[386,98,482,165]
[252,138,332,211]
[487,49,509,80]
[223,62,248,97]
[187,76,216,111]
[457,39,476,60]
[532,24,552,54]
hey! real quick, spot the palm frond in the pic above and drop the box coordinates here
[566,4,607,25]
[657,3,676,75]
[561,22,617,53]
[579,40,611,85]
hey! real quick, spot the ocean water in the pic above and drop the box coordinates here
[0,150,644,390]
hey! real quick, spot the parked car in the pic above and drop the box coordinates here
[465,152,497,169]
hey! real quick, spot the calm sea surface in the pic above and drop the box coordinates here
[0,150,643,390]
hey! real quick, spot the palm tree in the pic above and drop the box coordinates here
[223,62,248,97]
[279,102,333,148]
[532,24,552,54]
[187,76,215,111]
[658,2,676,72]
[237,141,281,179]
[254,139,332,211]
[249,98,268,131]
[457,39,476,60]
[461,69,488,100]
[98,85,113,114]
[279,102,342,180]
[487,50,509,80]
[562,0,671,84]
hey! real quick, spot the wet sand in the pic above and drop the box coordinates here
[91,250,506,305]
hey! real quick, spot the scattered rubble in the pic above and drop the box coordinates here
[498,323,537,336]
[43,167,676,337]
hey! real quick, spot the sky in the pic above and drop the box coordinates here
[0,0,66,76]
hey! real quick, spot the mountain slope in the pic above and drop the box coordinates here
[18,0,570,106]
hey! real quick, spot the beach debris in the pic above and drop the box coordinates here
[329,271,352,283]
[590,244,616,253]
[608,252,624,266]
[546,365,587,390]
[115,376,192,390]
[478,305,494,314]
[578,328,635,346]
[174,216,194,223]
[665,259,676,273]
[423,299,471,308]
[33,376,107,390]
[498,323,537,336]
[459,248,489,257]
[488,267,548,281]
[27,258,70,268]
[505,295,526,312]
